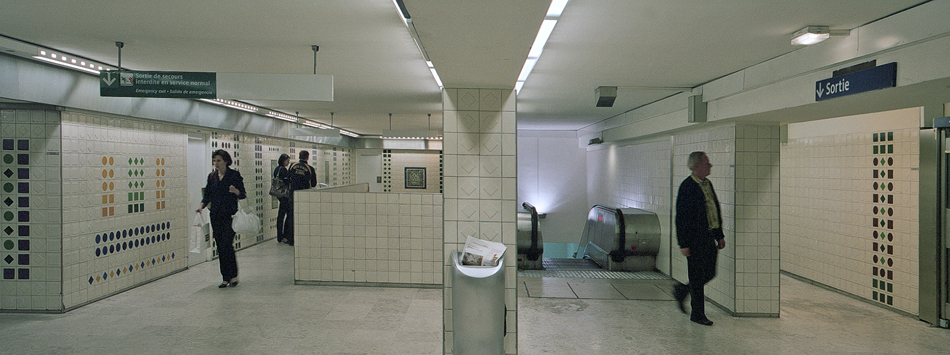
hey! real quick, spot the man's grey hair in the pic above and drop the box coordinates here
[687,151,707,171]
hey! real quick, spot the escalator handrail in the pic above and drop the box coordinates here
[522,202,542,260]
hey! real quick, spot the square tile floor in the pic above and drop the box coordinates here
[1,240,948,354]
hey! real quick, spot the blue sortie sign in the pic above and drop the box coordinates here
[815,62,896,101]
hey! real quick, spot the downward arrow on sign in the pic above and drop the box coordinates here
[101,72,116,86]
[815,84,824,98]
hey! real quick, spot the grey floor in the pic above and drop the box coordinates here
[2,241,949,354]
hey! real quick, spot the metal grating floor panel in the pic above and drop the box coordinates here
[518,258,670,280]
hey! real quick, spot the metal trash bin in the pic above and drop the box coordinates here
[452,252,505,355]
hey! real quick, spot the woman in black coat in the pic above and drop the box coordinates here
[196,149,246,288]
[274,153,293,245]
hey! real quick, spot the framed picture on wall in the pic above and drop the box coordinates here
[405,167,426,189]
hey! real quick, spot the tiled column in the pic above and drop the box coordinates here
[443,88,518,354]
[733,124,780,316]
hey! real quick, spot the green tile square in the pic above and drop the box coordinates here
[888,144,893,154]
[873,133,879,142]
[872,279,878,288]
[887,283,892,292]
[887,132,893,141]
[873,146,878,154]
[128,192,134,201]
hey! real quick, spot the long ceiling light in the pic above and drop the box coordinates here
[33,49,110,74]
[515,0,569,94]
[265,111,298,123]
[198,98,259,113]
[393,0,443,89]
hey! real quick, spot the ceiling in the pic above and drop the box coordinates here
[0,0,930,136]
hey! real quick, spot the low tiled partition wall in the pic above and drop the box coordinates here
[294,190,443,286]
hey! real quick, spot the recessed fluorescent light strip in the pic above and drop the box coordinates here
[266,111,298,123]
[383,135,442,140]
[300,120,332,130]
[393,0,443,89]
[33,49,109,74]
[340,130,359,138]
[515,0,568,94]
[199,99,258,113]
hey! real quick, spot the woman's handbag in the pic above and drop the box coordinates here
[231,201,261,236]
[269,174,291,199]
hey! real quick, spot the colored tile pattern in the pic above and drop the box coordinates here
[2,136,32,282]
[872,132,895,306]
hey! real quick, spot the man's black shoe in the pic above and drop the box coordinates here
[690,318,713,326]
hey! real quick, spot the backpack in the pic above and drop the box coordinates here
[288,162,312,190]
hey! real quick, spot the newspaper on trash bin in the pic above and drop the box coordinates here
[460,236,507,267]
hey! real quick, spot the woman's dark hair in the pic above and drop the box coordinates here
[212,149,233,167]
[278,153,290,166]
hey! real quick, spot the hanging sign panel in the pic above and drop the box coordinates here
[815,62,896,101]
[100,71,216,98]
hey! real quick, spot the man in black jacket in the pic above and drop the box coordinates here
[673,151,726,326]
[285,150,316,246]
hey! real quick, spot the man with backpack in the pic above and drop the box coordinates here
[285,150,316,245]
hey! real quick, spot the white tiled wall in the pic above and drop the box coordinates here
[384,150,442,193]
[782,108,919,314]
[0,109,64,311]
[442,88,518,354]
[60,111,189,310]
[293,191,442,284]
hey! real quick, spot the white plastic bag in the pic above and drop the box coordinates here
[231,201,261,236]
[191,213,209,253]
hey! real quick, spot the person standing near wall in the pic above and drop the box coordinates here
[286,150,317,246]
[673,151,726,326]
[274,153,293,245]
[196,149,246,288]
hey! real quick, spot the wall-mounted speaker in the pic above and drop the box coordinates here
[595,86,617,107]
[688,94,706,123]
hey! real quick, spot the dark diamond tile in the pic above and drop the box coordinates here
[3,255,12,264]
